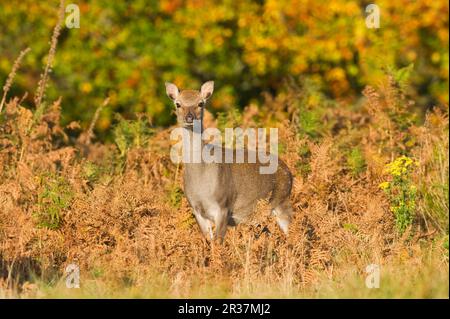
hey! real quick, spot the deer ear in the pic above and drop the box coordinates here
[165,82,179,101]
[200,81,214,100]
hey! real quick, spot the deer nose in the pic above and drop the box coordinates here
[185,113,194,123]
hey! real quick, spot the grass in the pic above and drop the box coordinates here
[3,239,447,299]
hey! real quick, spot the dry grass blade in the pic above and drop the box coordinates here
[84,97,110,145]
[0,48,31,114]
[33,0,65,109]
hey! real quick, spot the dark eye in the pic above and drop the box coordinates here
[198,101,204,107]
[175,102,181,108]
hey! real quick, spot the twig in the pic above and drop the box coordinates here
[34,0,65,109]
[85,97,109,145]
[0,48,31,113]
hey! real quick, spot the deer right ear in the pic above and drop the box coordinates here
[165,82,179,101]
[200,81,214,100]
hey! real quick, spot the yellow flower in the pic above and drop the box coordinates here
[379,181,390,190]
[80,82,92,93]
[384,156,417,177]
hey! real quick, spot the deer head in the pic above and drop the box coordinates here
[165,81,214,128]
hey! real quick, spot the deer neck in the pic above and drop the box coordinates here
[183,118,207,169]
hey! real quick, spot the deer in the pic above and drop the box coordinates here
[165,81,293,241]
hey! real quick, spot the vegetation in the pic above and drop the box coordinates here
[0,0,448,135]
[33,173,73,230]
[0,1,448,298]
[380,156,418,233]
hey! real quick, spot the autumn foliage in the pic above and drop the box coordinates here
[0,0,448,132]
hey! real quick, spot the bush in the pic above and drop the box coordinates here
[379,156,419,234]
[347,147,366,177]
[33,173,73,230]
[0,1,447,137]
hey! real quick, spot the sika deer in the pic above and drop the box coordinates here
[165,81,293,241]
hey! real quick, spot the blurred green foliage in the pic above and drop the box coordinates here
[113,113,154,157]
[0,0,448,138]
[346,147,366,177]
[34,173,73,230]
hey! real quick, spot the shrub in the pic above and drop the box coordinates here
[33,173,73,230]
[379,156,419,234]
[217,108,242,132]
[167,184,183,209]
[1,1,447,136]
[113,114,154,157]
[346,147,366,177]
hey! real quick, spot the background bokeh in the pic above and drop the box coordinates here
[0,0,448,136]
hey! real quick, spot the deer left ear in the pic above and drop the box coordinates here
[200,81,214,100]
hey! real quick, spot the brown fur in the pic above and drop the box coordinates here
[166,81,294,240]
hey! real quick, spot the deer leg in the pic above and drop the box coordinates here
[272,201,293,235]
[212,207,229,242]
[193,209,214,240]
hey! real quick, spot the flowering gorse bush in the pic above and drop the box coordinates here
[379,156,419,234]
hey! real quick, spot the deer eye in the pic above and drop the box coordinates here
[175,102,181,108]
[198,101,204,108]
